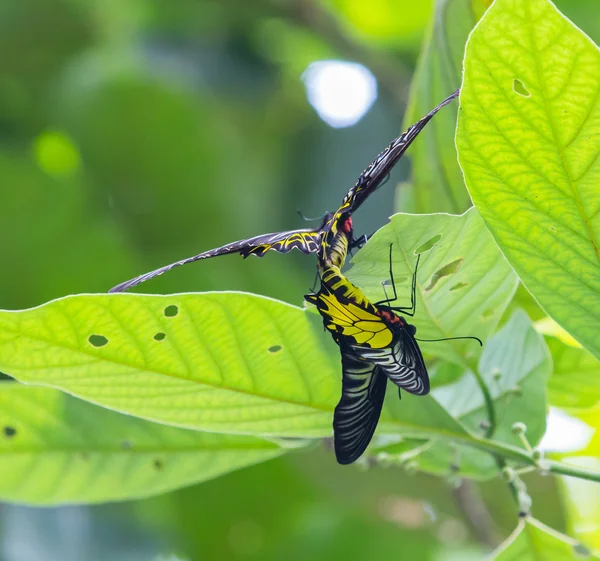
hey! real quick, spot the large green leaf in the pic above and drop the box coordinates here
[0,291,470,445]
[397,0,489,213]
[492,517,599,560]
[546,336,600,411]
[0,383,288,505]
[456,0,600,359]
[348,207,518,368]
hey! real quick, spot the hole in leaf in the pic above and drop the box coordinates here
[573,543,591,558]
[268,345,282,353]
[154,332,166,341]
[153,458,164,471]
[424,258,463,291]
[164,305,178,317]
[513,79,530,97]
[415,234,442,254]
[383,276,408,286]
[449,282,468,291]
[89,335,108,347]
[3,426,16,438]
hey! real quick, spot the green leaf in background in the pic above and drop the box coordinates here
[0,384,288,505]
[456,0,600,359]
[438,310,550,448]
[407,310,551,479]
[348,208,518,367]
[0,291,472,446]
[491,517,599,560]
[560,458,600,550]
[397,0,490,214]
[546,336,600,411]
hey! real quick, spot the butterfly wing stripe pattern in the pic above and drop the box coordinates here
[352,330,429,396]
[307,267,394,349]
[340,89,460,216]
[334,347,387,465]
[316,90,459,263]
[109,228,322,293]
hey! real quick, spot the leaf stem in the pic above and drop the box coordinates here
[466,357,496,438]
[448,433,600,484]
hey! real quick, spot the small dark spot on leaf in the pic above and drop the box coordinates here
[164,305,178,317]
[513,78,530,97]
[89,334,108,347]
[449,282,468,291]
[450,463,460,473]
[153,458,164,471]
[425,258,463,291]
[415,234,442,254]
[154,332,166,341]
[121,440,132,450]
[3,426,16,438]
[268,345,282,353]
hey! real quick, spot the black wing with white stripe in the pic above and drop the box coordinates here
[351,328,430,396]
[333,347,388,465]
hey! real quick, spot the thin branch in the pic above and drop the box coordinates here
[452,480,501,548]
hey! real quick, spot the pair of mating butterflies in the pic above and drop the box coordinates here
[110,89,477,465]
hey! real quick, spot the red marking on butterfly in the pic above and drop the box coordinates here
[377,309,404,326]
[341,216,353,234]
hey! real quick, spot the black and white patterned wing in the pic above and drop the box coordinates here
[352,329,430,396]
[333,347,387,465]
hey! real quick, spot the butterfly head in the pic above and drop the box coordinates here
[340,215,353,235]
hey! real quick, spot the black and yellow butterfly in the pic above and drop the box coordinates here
[306,247,481,464]
[306,253,426,464]
[109,90,458,293]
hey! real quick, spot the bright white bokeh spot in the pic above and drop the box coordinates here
[538,407,594,453]
[302,60,377,128]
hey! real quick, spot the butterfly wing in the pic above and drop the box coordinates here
[110,228,322,293]
[334,346,387,464]
[305,266,394,349]
[353,328,430,396]
[340,89,459,215]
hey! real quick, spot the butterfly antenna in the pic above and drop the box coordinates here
[296,209,328,223]
[415,335,483,347]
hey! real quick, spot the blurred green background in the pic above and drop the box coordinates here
[0,0,599,559]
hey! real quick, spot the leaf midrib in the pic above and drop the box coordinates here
[0,319,335,414]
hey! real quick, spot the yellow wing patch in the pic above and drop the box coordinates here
[310,267,394,349]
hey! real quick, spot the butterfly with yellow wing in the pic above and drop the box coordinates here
[109,90,458,293]
[306,246,481,464]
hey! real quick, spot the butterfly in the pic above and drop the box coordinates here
[109,90,459,293]
[305,246,481,464]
